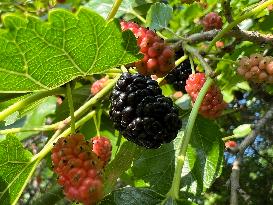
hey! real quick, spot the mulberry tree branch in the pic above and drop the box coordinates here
[230,106,273,205]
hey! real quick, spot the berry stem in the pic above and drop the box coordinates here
[0,88,65,122]
[175,55,188,67]
[66,82,76,134]
[106,0,123,20]
[222,135,248,141]
[189,55,196,74]
[93,112,101,137]
[184,44,214,76]
[167,77,214,199]
[130,10,146,23]
[207,0,273,51]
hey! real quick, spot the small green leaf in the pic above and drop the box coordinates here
[180,116,224,195]
[146,3,173,30]
[175,94,191,110]
[233,124,252,137]
[100,187,164,205]
[0,7,140,92]
[0,135,39,205]
[17,96,57,140]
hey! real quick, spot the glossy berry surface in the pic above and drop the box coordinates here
[120,20,175,77]
[202,12,223,31]
[185,73,227,118]
[51,134,103,205]
[165,59,192,92]
[91,136,112,167]
[237,54,273,83]
[109,73,182,148]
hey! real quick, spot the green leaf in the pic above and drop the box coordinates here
[100,187,164,205]
[0,7,140,92]
[132,143,175,194]
[180,116,224,195]
[0,135,39,205]
[146,3,173,30]
[233,124,252,137]
[104,141,144,194]
[17,96,57,140]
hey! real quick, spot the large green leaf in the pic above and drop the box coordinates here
[180,116,224,195]
[0,7,140,92]
[100,187,164,205]
[146,3,173,30]
[132,143,175,194]
[0,135,39,205]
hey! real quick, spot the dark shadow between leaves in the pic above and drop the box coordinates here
[0,177,11,205]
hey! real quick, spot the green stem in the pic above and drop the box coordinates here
[74,75,120,118]
[0,123,58,135]
[184,44,213,76]
[130,10,146,23]
[175,55,188,66]
[0,88,64,122]
[222,135,248,141]
[66,83,75,134]
[93,113,100,137]
[107,0,123,21]
[208,0,273,51]
[32,111,96,161]
[167,77,214,199]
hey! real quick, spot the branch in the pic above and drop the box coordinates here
[222,0,233,23]
[208,0,273,51]
[230,106,273,205]
[229,30,273,45]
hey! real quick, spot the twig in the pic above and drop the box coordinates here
[222,0,233,23]
[184,44,214,76]
[229,30,273,45]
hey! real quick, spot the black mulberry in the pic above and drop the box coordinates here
[109,73,182,148]
[165,59,192,92]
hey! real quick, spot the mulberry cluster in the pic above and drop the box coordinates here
[165,59,192,92]
[51,134,104,205]
[237,54,273,83]
[91,136,112,167]
[90,77,109,95]
[120,20,175,77]
[185,73,227,119]
[202,12,223,31]
[109,73,182,148]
